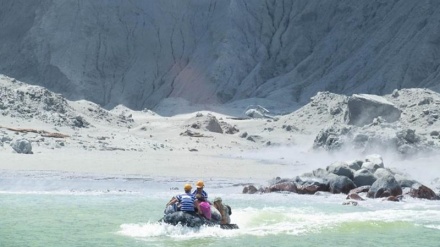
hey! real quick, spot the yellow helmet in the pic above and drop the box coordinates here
[196,180,204,188]
[184,184,192,191]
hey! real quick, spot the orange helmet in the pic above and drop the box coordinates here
[184,184,192,191]
[196,180,204,188]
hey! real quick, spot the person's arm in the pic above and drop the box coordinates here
[217,203,227,224]
[194,200,201,214]
[166,197,177,206]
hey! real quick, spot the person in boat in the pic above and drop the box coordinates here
[195,194,211,220]
[213,197,231,224]
[166,183,196,215]
[192,180,208,201]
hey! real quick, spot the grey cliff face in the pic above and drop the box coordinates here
[1,0,440,109]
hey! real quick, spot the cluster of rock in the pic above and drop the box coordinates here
[309,89,440,156]
[242,154,439,202]
[183,113,239,135]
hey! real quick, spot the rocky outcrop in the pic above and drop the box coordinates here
[245,154,438,202]
[186,114,223,134]
[0,76,131,128]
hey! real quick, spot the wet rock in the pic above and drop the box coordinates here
[342,201,359,206]
[367,175,402,198]
[383,195,403,202]
[348,185,371,195]
[328,175,356,194]
[242,185,259,194]
[353,169,377,187]
[268,182,297,193]
[326,161,354,180]
[408,184,439,200]
[296,184,320,195]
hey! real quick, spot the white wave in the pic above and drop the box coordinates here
[117,222,241,240]
[119,201,440,240]
[424,225,440,230]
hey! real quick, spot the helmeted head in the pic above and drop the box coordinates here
[184,184,192,191]
[196,194,205,201]
[196,180,204,189]
[214,197,222,203]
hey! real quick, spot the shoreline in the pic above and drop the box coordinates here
[0,149,289,181]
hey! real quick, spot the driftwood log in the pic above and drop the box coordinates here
[0,126,69,138]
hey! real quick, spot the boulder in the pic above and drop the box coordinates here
[362,162,381,173]
[362,154,385,173]
[346,193,365,201]
[268,182,297,193]
[348,185,371,194]
[327,175,356,194]
[353,169,377,186]
[11,139,33,154]
[408,184,439,200]
[394,174,418,188]
[311,168,330,178]
[365,154,384,168]
[347,160,363,171]
[242,185,259,194]
[296,184,321,194]
[326,161,354,180]
[346,94,401,126]
[374,168,394,179]
[346,186,370,200]
[367,175,402,198]
[295,177,330,193]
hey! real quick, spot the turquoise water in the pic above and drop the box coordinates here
[1,171,439,247]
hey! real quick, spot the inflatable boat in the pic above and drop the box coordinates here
[160,204,239,229]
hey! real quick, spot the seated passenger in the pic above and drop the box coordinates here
[166,184,196,214]
[213,197,231,224]
[195,194,211,220]
[192,180,208,201]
